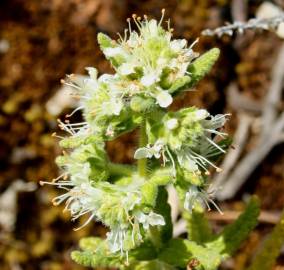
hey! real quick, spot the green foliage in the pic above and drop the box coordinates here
[159,238,221,270]
[247,211,284,270]
[188,48,220,87]
[208,196,260,258]
[153,187,173,244]
[183,209,213,244]
[132,260,176,270]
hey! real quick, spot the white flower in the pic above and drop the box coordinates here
[156,91,173,108]
[102,97,123,116]
[184,185,222,214]
[135,211,165,229]
[183,158,199,172]
[119,63,136,75]
[104,47,125,57]
[83,78,98,92]
[194,109,209,120]
[127,32,139,47]
[134,140,165,159]
[134,147,150,159]
[141,72,159,86]
[184,186,200,212]
[106,226,126,253]
[85,67,98,80]
[170,39,187,53]
[148,19,159,36]
[166,118,178,130]
[98,74,113,83]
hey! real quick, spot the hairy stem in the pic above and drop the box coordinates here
[149,226,162,250]
[138,119,147,178]
[108,163,135,176]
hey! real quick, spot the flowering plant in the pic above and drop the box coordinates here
[43,12,260,270]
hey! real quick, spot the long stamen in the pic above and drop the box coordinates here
[159,9,166,27]
[206,137,226,153]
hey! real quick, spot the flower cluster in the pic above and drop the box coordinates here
[45,11,227,265]
[42,134,165,255]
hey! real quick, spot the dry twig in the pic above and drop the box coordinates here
[215,44,284,200]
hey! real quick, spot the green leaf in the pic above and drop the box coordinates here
[153,187,173,244]
[71,250,123,268]
[79,237,102,251]
[168,76,192,94]
[97,32,113,49]
[132,260,176,270]
[97,33,126,67]
[159,238,221,270]
[141,180,159,207]
[208,196,260,257]
[188,48,220,87]
[247,211,284,270]
[141,169,172,207]
[129,241,157,261]
[130,96,156,112]
[183,209,213,244]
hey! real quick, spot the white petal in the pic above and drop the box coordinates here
[112,99,123,115]
[85,67,98,80]
[170,39,187,52]
[98,74,113,83]
[134,148,150,159]
[104,47,125,57]
[119,63,136,75]
[156,91,173,108]
[183,158,199,172]
[148,212,165,226]
[195,109,209,120]
[166,118,178,130]
[148,19,159,36]
[141,73,158,86]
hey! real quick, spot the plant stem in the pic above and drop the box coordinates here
[108,163,134,176]
[138,118,162,249]
[138,119,147,178]
[149,226,162,250]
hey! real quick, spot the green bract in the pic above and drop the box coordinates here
[44,11,261,270]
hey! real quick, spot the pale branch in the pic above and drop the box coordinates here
[231,0,248,23]
[261,43,284,140]
[227,83,262,114]
[212,112,253,190]
[202,15,284,37]
[167,185,180,223]
[215,45,284,200]
[216,138,276,200]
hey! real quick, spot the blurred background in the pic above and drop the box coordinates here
[1,0,284,269]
